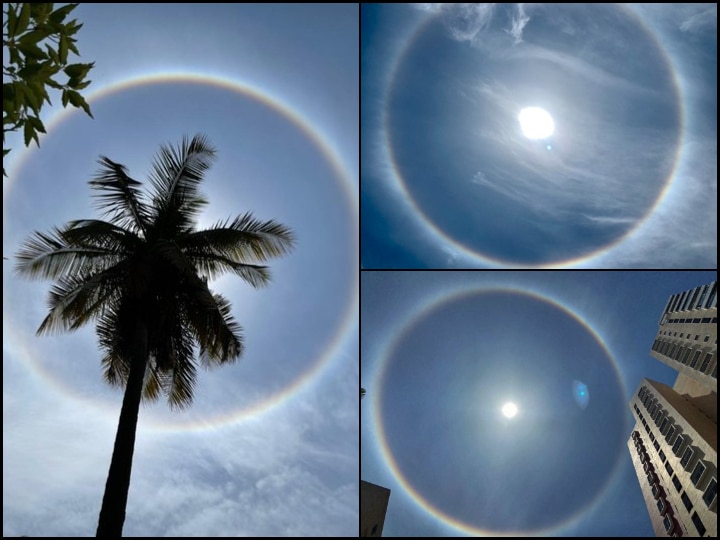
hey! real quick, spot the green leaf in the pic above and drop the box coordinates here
[66,37,80,56]
[61,89,69,107]
[23,84,42,115]
[17,41,46,61]
[45,43,60,64]
[13,83,25,109]
[18,62,44,80]
[19,29,50,48]
[64,19,84,36]
[29,4,53,24]
[66,89,93,117]
[49,4,78,25]
[3,84,16,103]
[46,77,64,90]
[8,45,21,66]
[28,116,47,134]
[23,121,39,147]
[3,149,11,157]
[17,4,32,36]
[63,62,93,80]
[59,34,69,64]
[6,4,18,38]
[71,79,92,91]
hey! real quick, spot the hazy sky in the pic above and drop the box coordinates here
[361,3,717,269]
[3,4,358,537]
[361,270,717,537]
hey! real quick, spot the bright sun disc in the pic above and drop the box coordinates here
[518,107,554,139]
[501,402,518,418]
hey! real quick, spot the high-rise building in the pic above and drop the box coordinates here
[361,480,391,537]
[629,281,717,537]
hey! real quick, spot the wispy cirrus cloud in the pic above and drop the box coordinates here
[412,3,532,46]
[679,4,717,33]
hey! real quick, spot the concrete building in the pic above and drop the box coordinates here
[361,480,391,537]
[629,281,717,537]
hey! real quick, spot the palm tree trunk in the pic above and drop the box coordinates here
[96,321,148,538]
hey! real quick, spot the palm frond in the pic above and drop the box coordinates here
[89,157,149,235]
[178,212,295,263]
[37,264,126,335]
[148,134,215,216]
[188,253,271,288]
[167,349,197,409]
[15,227,124,281]
[63,220,140,250]
[179,275,243,366]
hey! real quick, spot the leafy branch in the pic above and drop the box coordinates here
[3,3,95,177]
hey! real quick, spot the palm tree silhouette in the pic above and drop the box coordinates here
[14,134,295,537]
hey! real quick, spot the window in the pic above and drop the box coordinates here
[650,432,655,442]
[681,491,693,511]
[690,350,701,368]
[704,335,710,342]
[665,426,675,443]
[701,317,711,323]
[702,477,717,508]
[672,475,682,492]
[665,462,674,476]
[654,440,660,451]
[699,353,712,373]
[691,512,706,536]
[652,485,660,499]
[694,334,699,340]
[659,418,668,433]
[672,435,684,456]
[673,346,684,361]
[656,498,665,514]
[680,447,694,468]
[663,515,673,532]
[680,333,684,338]
[659,450,666,463]
[690,461,706,486]
[682,349,692,364]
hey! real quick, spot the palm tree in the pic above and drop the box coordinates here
[14,134,294,537]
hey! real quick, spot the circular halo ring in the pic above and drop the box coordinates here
[371,286,627,535]
[381,4,684,268]
[3,71,359,432]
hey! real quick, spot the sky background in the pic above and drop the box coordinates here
[3,4,358,537]
[361,270,717,537]
[361,3,717,269]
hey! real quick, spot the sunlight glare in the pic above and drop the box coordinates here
[518,107,554,139]
[501,401,518,418]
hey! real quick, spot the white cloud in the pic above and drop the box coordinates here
[679,4,717,33]
[508,3,530,43]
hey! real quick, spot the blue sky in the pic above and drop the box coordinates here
[361,3,717,269]
[361,270,717,536]
[3,4,358,537]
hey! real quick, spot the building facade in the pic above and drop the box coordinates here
[629,281,717,537]
[361,480,391,537]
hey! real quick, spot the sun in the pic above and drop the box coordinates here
[518,107,554,139]
[501,402,519,418]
